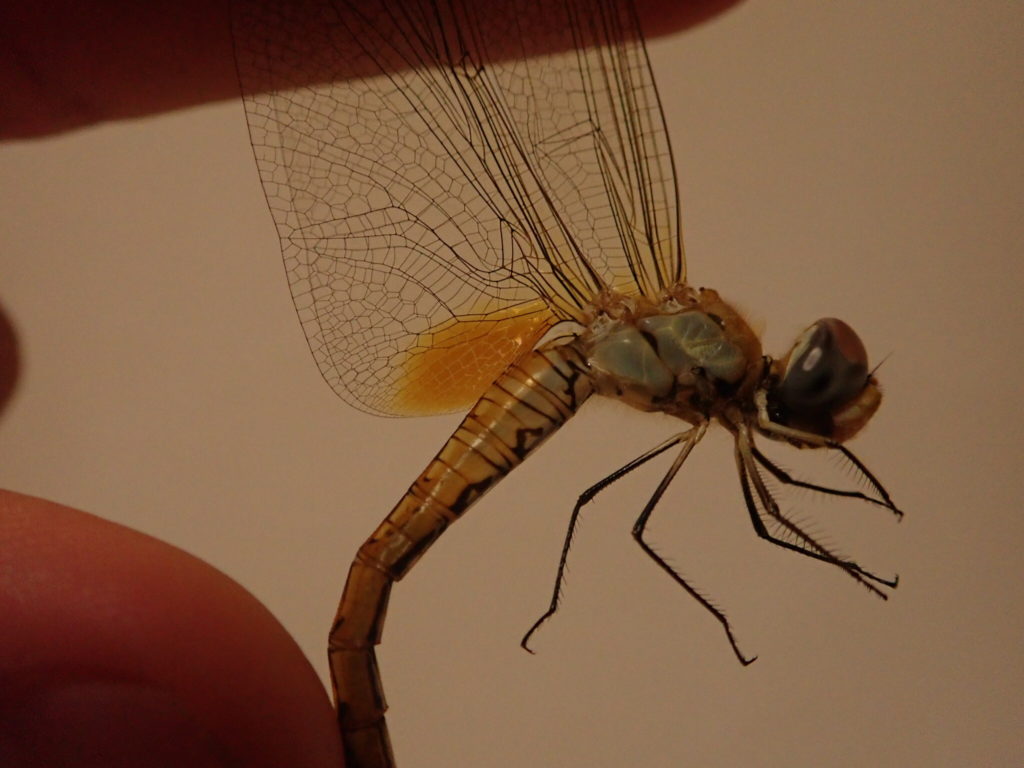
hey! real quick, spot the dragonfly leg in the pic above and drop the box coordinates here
[754,391,902,518]
[751,444,903,518]
[734,424,898,595]
[831,444,903,518]
[629,424,757,666]
[521,432,689,652]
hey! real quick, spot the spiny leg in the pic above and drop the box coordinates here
[629,423,757,666]
[833,444,903,518]
[739,438,897,592]
[521,432,689,652]
[751,444,902,518]
[738,463,896,594]
[735,426,897,595]
[754,390,902,519]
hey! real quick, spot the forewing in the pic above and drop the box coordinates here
[234,0,683,415]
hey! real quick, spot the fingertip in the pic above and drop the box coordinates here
[0,302,19,416]
[0,490,343,768]
[635,0,745,39]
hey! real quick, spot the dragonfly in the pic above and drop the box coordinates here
[233,1,901,765]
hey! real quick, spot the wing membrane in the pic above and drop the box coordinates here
[234,0,683,415]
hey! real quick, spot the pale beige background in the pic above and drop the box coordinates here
[2,1,1022,766]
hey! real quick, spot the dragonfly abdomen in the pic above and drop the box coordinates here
[329,342,593,767]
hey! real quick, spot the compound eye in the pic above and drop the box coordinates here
[776,318,869,414]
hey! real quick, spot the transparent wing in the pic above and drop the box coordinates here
[234,0,684,415]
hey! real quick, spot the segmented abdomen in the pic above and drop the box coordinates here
[328,341,593,768]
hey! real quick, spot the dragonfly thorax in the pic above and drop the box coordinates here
[573,286,882,446]
[577,286,763,421]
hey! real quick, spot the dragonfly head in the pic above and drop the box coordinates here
[764,318,881,443]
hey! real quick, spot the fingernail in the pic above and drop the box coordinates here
[0,679,232,767]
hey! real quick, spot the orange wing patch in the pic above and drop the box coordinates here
[391,301,556,416]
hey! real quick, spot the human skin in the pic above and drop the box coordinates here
[0,1,741,765]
